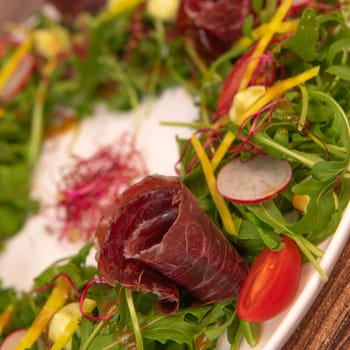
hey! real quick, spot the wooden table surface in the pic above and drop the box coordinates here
[283,237,350,349]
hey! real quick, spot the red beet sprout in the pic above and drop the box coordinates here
[29,272,80,299]
[79,277,119,322]
[30,271,119,322]
[53,272,82,299]
[234,98,289,157]
[175,128,222,175]
[29,282,56,295]
[54,132,148,241]
[180,100,290,176]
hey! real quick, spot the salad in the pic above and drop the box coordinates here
[1,0,350,349]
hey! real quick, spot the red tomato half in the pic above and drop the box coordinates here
[237,236,302,322]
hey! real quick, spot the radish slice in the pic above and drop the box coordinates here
[0,329,27,350]
[217,155,292,203]
[0,54,35,102]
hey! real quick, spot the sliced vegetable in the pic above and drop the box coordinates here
[191,134,237,235]
[229,85,266,123]
[50,299,96,350]
[238,0,293,91]
[0,304,14,335]
[214,47,255,120]
[0,329,27,350]
[232,21,298,51]
[15,276,71,350]
[236,66,320,125]
[237,236,302,322]
[217,155,292,204]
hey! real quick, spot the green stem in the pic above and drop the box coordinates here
[103,55,140,111]
[253,132,323,168]
[329,37,348,90]
[307,131,347,159]
[240,320,258,347]
[125,289,144,350]
[80,319,106,350]
[166,57,197,95]
[146,19,164,97]
[296,234,324,258]
[230,323,242,350]
[209,46,247,76]
[160,120,201,129]
[289,233,328,281]
[28,80,47,167]
[185,39,208,77]
[298,84,308,131]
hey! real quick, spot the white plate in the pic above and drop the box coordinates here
[0,87,349,350]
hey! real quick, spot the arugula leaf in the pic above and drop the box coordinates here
[202,302,235,341]
[0,163,38,242]
[33,243,96,289]
[326,65,350,81]
[289,177,336,238]
[79,318,119,350]
[311,160,348,181]
[0,204,27,240]
[305,176,350,243]
[246,201,292,236]
[286,9,320,61]
[326,38,350,66]
[142,307,208,347]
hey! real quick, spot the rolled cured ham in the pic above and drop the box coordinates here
[95,175,248,313]
[175,0,252,59]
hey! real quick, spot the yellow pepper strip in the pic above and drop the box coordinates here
[237,66,320,125]
[233,21,298,51]
[211,130,235,171]
[0,36,33,93]
[51,299,96,350]
[98,0,145,23]
[191,134,237,235]
[238,0,293,91]
[0,304,14,335]
[15,276,71,350]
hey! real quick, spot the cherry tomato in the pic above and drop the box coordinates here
[237,236,302,322]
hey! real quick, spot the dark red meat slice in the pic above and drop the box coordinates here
[176,0,252,59]
[96,175,248,313]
